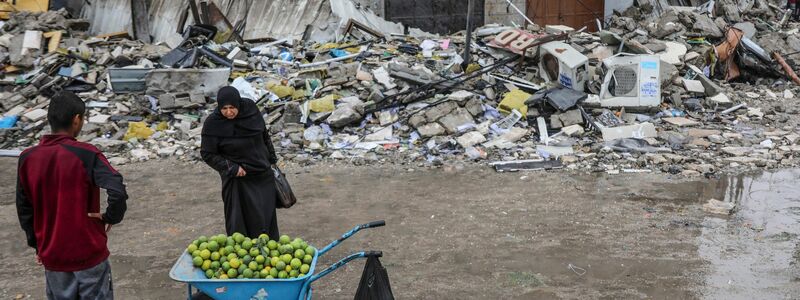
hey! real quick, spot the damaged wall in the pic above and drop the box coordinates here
[384,0,485,35]
[80,0,410,46]
[485,0,526,26]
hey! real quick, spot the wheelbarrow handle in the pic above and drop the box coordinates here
[318,220,386,256]
[298,251,379,300]
[364,220,386,228]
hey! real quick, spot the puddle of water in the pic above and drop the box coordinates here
[698,169,800,299]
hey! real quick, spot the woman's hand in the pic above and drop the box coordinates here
[237,166,247,177]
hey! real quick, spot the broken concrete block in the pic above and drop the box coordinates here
[438,107,475,134]
[545,25,574,34]
[561,124,585,137]
[708,93,732,106]
[409,114,426,129]
[23,109,47,122]
[448,90,474,103]
[682,79,705,94]
[693,14,723,38]
[364,127,393,142]
[703,199,735,215]
[663,117,700,127]
[130,149,153,161]
[660,41,687,65]
[687,129,721,138]
[89,114,111,124]
[4,105,26,117]
[372,67,396,89]
[326,105,362,128]
[417,123,446,138]
[601,122,657,141]
[721,146,753,156]
[500,127,528,143]
[464,98,484,117]
[424,101,457,122]
[457,131,486,148]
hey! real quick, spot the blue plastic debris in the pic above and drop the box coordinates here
[0,115,18,129]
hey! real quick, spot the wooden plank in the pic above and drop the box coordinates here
[130,0,151,43]
[177,5,190,34]
[188,0,201,25]
[95,31,130,39]
[42,31,63,53]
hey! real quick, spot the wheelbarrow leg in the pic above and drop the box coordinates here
[187,284,192,300]
[298,251,382,300]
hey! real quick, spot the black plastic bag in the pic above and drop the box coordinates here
[354,256,394,300]
[272,166,296,209]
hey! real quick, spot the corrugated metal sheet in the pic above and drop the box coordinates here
[242,0,330,41]
[81,0,420,45]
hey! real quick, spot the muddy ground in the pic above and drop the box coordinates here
[1,158,799,299]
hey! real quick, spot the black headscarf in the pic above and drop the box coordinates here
[202,86,266,137]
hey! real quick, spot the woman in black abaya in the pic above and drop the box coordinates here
[201,86,279,239]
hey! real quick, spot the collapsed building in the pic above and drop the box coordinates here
[0,0,799,176]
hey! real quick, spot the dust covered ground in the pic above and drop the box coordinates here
[1,158,799,299]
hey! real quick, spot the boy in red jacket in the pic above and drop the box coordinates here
[16,91,128,300]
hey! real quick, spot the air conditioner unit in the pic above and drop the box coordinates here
[597,54,661,108]
[538,41,588,92]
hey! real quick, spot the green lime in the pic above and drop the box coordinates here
[249,248,260,257]
[211,252,220,261]
[219,256,228,264]
[229,258,240,269]
[208,241,219,252]
[198,236,208,243]
[294,249,305,259]
[259,233,269,240]
[192,239,200,246]
[205,269,214,278]
[201,260,211,271]
[281,254,292,264]
[192,256,203,267]
[289,270,299,278]
[199,242,208,251]
[243,255,252,265]
[300,264,310,274]
[303,254,312,264]
[278,270,288,279]
[192,250,201,258]
[290,258,302,269]
[227,268,237,278]
[279,235,291,245]
[269,268,279,278]
[304,246,315,256]
[256,255,265,264]
[267,240,278,250]
[260,269,269,278]
[270,257,279,267]
[275,261,286,271]
[222,262,231,271]
[226,237,235,247]
[243,269,253,278]
[270,250,280,258]
[238,265,247,275]
[200,249,211,260]
[227,253,237,261]
[187,244,198,253]
[237,249,248,257]
[248,261,259,271]
[242,240,253,251]
[210,261,220,270]
[299,241,308,249]
[218,247,227,257]
[233,233,245,244]
[220,274,228,280]
[225,246,235,255]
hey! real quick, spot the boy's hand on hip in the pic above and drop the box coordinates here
[88,213,113,232]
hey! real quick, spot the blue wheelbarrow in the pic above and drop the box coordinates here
[169,220,386,300]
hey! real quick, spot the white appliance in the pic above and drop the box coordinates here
[538,41,589,92]
[597,54,661,108]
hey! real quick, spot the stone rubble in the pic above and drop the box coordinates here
[0,4,799,177]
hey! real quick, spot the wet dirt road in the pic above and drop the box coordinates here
[0,158,798,299]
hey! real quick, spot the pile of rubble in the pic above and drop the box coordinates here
[2,1,800,176]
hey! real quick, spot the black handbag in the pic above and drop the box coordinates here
[272,166,296,209]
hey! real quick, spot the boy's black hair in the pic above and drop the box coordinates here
[47,91,85,132]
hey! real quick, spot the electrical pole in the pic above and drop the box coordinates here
[462,0,474,70]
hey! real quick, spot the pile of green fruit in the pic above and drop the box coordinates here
[186,233,315,280]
